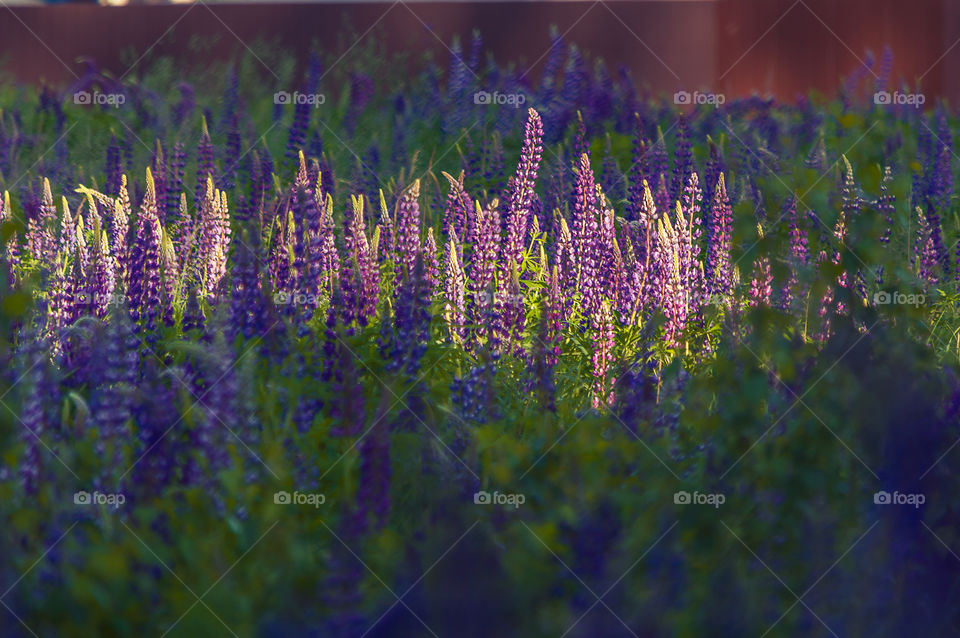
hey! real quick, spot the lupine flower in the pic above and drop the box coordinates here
[27,178,57,268]
[571,153,603,317]
[777,197,809,310]
[494,261,525,354]
[441,171,473,240]
[159,230,178,327]
[197,178,231,297]
[544,263,563,365]
[600,134,625,204]
[748,230,773,307]
[467,199,500,332]
[194,118,215,212]
[505,111,543,274]
[655,207,688,349]
[705,173,732,297]
[916,206,940,287]
[341,195,380,326]
[443,229,466,342]
[591,300,615,408]
[671,116,693,204]
[127,168,163,331]
[0,190,20,284]
[17,337,56,494]
[88,222,116,319]
[395,179,422,280]
[92,305,135,473]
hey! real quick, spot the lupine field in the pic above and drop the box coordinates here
[2,25,960,637]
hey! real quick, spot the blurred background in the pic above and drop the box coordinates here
[0,0,957,102]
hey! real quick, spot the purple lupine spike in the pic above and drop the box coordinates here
[916,206,939,287]
[467,199,500,337]
[284,88,312,173]
[875,46,893,94]
[27,178,56,267]
[655,208,688,349]
[152,141,168,226]
[194,117,215,212]
[352,413,390,534]
[127,169,162,332]
[484,132,506,199]
[89,223,116,319]
[597,187,618,304]
[626,114,646,222]
[553,214,576,317]
[159,230,178,327]
[341,195,380,326]
[494,262,525,355]
[443,229,466,342]
[173,82,196,126]
[229,228,270,340]
[17,338,54,495]
[395,179,422,281]
[671,116,693,205]
[105,134,123,196]
[591,300,615,409]
[269,210,295,299]
[441,171,472,239]
[600,134,625,204]
[461,133,482,192]
[182,285,205,332]
[647,129,670,210]
[571,153,602,315]
[344,72,374,138]
[703,136,725,215]
[423,227,440,293]
[878,166,895,246]
[92,305,135,473]
[111,175,131,287]
[376,189,395,263]
[572,111,588,162]
[544,263,564,365]
[705,173,733,297]
[56,195,76,258]
[634,179,659,312]
[928,141,951,274]
[503,108,543,274]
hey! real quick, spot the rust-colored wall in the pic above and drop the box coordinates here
[0,0,953,102]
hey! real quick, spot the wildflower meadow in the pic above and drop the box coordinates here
[1,25,959,638]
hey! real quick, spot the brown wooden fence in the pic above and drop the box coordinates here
[0,0,955,102]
